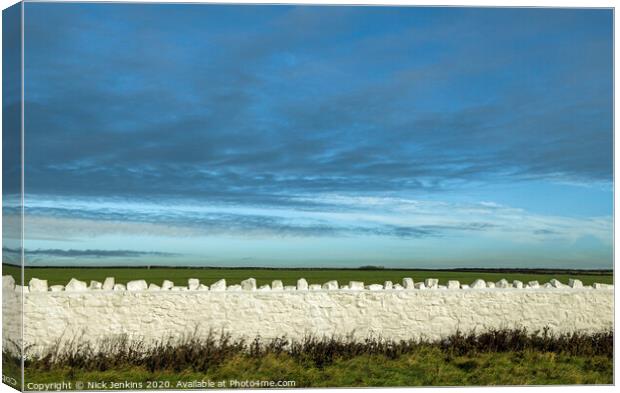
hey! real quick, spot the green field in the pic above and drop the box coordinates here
[2,264,613,287]
[15,351,612,388]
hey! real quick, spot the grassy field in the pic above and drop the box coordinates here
[14,351,612,388]
[4,329,613,388]
[2,264,613,287]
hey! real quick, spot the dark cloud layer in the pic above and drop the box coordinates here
[15,4,611,206]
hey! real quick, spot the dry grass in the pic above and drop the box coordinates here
[3,328,612,388]
[12,328,612,373]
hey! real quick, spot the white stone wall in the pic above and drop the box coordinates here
[2,276,614,357]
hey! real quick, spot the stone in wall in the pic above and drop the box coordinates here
[297,278,308,291]
[471,279,486,289]
[188,278,200,290]
[550,279,566,288]
[349,281,364,290]
[569,279,583,288]
[322,280,339,290]
[241,278,257,291]
[402,277,414,289]
[65,278,87,292]
[496,279,509,288]
[127,280,148,292]
[210,279,226,291]
[29,278,48,292]
[89,281,102,290]
[425,278,439,289]
[3,275,15,289]
[103,277,114,290]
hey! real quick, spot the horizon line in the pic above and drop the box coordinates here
[2,262,613,274]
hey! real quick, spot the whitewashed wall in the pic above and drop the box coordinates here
[2,276,614,357]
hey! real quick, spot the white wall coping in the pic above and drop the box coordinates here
[3,275,613,294]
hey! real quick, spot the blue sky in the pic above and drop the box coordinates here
[2,4,613,268]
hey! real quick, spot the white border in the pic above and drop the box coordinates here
[0,1,616,393]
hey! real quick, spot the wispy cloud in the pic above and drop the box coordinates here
[3,247,179,258]
[6,194,610,246]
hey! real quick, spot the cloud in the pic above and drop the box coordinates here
[3,247,179,258]
[4,191,611,267]
[533,229,560,236]
[16,4,611,206]
[9,5,611,268]
[13,207,495,241]
[6,194,610,248]
[354,222,498,238]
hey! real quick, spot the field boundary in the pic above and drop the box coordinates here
[3,275,614,358]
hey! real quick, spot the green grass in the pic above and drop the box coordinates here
[7,328,613,389]
[2,264,613,287]
[15,350,612,388]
